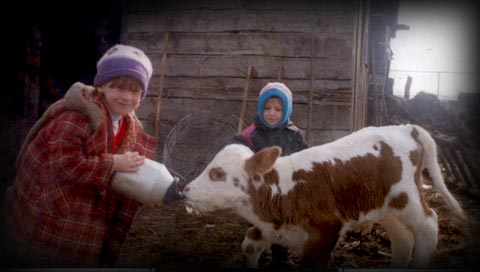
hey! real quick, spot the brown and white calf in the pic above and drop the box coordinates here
[182,124,465,268]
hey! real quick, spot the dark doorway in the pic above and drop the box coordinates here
[1,0,122,186]
[4,0,122,118]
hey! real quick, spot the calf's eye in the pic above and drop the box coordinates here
[209,167,226,182]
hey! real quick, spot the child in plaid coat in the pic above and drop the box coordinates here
[3,44,166,266]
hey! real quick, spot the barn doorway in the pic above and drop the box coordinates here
[1,1,122,184]
[4,0,122,119]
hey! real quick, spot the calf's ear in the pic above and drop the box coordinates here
[244,146,282,176]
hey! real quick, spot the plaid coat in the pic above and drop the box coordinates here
[4,82,156,266]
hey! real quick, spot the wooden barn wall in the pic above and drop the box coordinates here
[122,0,358,153]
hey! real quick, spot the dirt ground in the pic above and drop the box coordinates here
[115,182,480,269]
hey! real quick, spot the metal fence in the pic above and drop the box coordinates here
[389,69,476,100]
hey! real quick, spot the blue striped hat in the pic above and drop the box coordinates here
[257,82,293,128]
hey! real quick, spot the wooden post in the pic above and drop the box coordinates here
[154,17,172,145]
[351,0,369,131]
[436,72,441,98]
[237,65,253,134]
[277,66,283,81]
[306,36,315,143]
[404,76,413,99]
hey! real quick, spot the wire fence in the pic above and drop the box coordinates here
[389,70,476,100]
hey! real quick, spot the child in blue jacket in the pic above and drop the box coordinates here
[231,82,308,266]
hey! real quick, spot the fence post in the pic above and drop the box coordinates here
[404,76,413,99]
[437,72,441,97]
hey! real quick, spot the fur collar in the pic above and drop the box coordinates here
[63,82,103,130]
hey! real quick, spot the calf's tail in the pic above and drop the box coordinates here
[413,125,465,219]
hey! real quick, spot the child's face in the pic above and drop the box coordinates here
[262,97,283,126]
[97,82,142,116]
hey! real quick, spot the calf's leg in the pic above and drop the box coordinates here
[381,212,414,267]
[300,222,341,267]
[241,226,270,268]
[411,209,438,267]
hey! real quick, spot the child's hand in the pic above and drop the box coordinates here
[113,151,145,172]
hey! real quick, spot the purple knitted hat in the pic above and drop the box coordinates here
[94,44,153,99]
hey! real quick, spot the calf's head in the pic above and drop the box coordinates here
[183,144,282,214]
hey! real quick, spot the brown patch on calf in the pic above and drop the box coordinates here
[245,244,254,254]
[411,126,419,140]
[264,169,279,186]
[209,167,226,182]
[302,221,343,267]
[233,177,240,187]
[247,141,403,230]
[389,192,408,209]
[409,149,420,166]
[410,130,433,217]
[246,227,263,241]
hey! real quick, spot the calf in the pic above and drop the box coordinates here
[182,124,465,268]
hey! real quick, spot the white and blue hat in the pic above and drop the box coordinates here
[257,82,293,128]
[94,44,153,99]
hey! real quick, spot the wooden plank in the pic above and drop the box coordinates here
[144,85,352,105]
[156,54,311,78]
[127,9,355,34]
[455,148,479,190]
[127,32,352,58]
[129,0,356,12]
[296,88,352,104]
[443,147,469,190]
[147,77,352,95]
[351,0,369,131]
[145,54,351,80]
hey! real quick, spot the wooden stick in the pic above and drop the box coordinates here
[277,66,283,81]
[306,36,315,143]
[404,76,413,100]
[237,65,253,134]
[154,17,172,144]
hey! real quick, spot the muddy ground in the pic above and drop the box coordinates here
[115,183,480,269]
